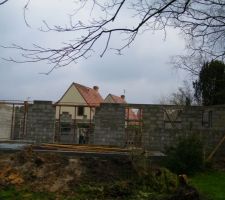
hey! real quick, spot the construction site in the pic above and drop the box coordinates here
[0,89,225,199]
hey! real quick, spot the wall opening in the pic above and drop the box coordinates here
[78,106,84,116]
[202,110,212,128]
[164,108,183,129]
[125,107,143,147]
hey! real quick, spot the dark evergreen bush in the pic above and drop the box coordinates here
[164,135,204,175]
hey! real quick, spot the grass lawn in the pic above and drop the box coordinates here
[0,187,55,200]
[191,170,225,200]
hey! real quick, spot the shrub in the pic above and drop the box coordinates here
[164,135,204,175]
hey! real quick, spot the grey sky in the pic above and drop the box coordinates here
[0,0,189,103]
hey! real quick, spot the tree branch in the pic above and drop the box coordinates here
[2,0,225,75]
[0,0,8,5]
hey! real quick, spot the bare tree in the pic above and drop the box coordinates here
[2,0,225,74]
[0,0,9,5]
[159,80,196,105]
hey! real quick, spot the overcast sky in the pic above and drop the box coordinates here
[0,0,190,104]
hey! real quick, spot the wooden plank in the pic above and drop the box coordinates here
[40,143,130,153]
[207,134,225,161]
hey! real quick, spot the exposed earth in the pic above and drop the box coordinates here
[0,146,136,193]
[0,146,203,200]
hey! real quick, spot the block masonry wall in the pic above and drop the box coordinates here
[93,103,125,146]
[141,105,225,154]
[2,100,224,156]
[0,104,13,140]
[93,103,225,155]
[14,101,55,143]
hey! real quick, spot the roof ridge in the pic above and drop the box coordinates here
[105,93,126,104]
[111,94,117,102]
[73,82,92,90]
[73,83,89,105]
[74,82,103,106]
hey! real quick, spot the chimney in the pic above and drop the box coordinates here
[93,86,99,92]
[121,95,125,99]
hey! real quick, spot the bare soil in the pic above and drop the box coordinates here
[0,147,136,194]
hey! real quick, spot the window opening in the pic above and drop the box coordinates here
[202,110,212,128]
[78,106,84,116]
[164,109,183,129]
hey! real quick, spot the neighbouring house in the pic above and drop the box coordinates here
[55,82,103,144]
[56,82,103,120]
[104,94,126,104]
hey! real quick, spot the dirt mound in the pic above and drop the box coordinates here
[0,147,203,199]
[0,146,138,194]
[0,147,83,193]
[0,165,24,186]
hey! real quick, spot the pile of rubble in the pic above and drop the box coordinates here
[0,147,83,193]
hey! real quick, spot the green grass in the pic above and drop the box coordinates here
[0,185,163,200]
[191,170,225,200]
[0,187,55,200]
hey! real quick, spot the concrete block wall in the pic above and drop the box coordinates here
[93,103,125,147]
[142,105,165,150]
[181,107,203,130]
[2,100,224,155]
[141,105,225,153]
[0,104,13,140]
[141,105,202,150]
[93,103,225,155]
[211,107,225,130]
[25,101,55,143]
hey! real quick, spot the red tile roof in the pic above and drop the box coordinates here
[74,83,103,106]
[111,94,126,104]
[105,94,126,103]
